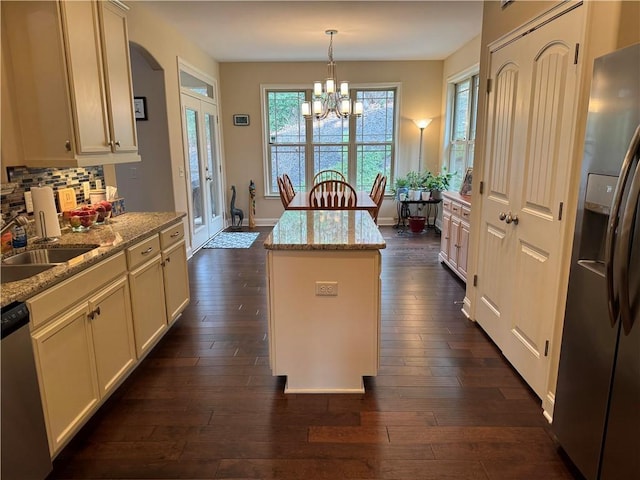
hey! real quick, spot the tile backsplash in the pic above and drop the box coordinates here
[2,166,105,219]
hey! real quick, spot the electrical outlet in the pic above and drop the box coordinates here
[95,179,103,190]
[315,281,338,296]
[24,191,33,213]
[82,182,91,200]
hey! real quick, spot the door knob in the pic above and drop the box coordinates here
[499,212,507,221]
[505,213,519,225]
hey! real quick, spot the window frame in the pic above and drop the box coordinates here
[442,66,479,191]
[261,83,400,197]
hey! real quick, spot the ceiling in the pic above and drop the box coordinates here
[139,1,484,63]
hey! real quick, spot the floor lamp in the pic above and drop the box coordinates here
[414,119,432,172]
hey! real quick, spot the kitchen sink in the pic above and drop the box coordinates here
[2,247,97,265]
[1,264,57,283]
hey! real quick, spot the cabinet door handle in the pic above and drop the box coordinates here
[88,306,101,320]
[114,141,121,147]
[65,140,71,152]
[499,212,507,221]
[141,246,153,255]
[505,212,519,225]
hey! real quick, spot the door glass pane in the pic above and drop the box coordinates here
[204,113,219,220]
[180,70,213,98]
[185,108,204,228]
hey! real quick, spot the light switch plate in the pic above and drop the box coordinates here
[24,191,33,213]
[315,281,338,296]
[82,182,91,200]
[95,179,103,190]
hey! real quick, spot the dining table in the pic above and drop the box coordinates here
[286,190,377,214]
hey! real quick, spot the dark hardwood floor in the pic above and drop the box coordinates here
[49,226,577,479]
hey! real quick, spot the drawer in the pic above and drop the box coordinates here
[461,206,471,220]
[126,235,161,269]
[28,252,127,329]
[160,222,185,250]
[451,202,461,215]
[442,199,453,212]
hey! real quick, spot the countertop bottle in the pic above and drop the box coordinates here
[11,225,27,252]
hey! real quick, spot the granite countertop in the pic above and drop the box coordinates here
[264,210,386,251]
[442,190,472,206]
[1,212,186,307]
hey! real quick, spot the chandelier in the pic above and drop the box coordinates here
[301,30,363,120]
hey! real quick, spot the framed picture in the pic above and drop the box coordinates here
[460,167,473,195]
[233,114,250,126]
[134,97,147,120]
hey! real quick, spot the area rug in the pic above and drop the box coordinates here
[203,232,259,249]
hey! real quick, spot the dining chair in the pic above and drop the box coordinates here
[370,173,383,198]
[308,180,357,208]
[277,176,290,208]
[371,175,387,224]
[282,173,296,200]
[313,170,346,184]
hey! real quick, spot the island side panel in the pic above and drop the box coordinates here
[267,249,381,393]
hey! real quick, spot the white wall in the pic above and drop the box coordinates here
[219,60,444,225]
[114,46,174,213]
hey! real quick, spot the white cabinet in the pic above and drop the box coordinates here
[88,276,136,398]
[439,192,471,282]
[160,223,190,325]
[28,252,135,456]
[1,0,140,167]
[31,303,99,457]
[127,235,168,357]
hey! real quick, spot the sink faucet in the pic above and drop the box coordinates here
[0,213,29,237]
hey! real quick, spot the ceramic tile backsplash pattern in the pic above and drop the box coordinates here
[2,166,104,218]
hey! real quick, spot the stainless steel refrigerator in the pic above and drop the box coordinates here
[553,43,640,480]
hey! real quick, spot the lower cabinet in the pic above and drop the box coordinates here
[26,222,190,458]
[31,303,99,456]
[439,192,471,282]
[128,250,168,358]
[159,223,190,325]
[29,253,136,456]
[88,276,136,397]
[162,239,190,324]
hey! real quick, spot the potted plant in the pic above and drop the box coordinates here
[406,171,428,200]
[391,176,409,200]
[425,167,454,200]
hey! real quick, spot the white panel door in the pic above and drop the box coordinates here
[476,44,521,348]
[503,7,583,396]
[476,5,583,397]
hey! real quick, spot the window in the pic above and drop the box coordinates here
[264,86,397,195]
[447,74,479,191]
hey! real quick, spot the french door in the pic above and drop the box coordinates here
[181,93,224,251]
[475,4,583,398]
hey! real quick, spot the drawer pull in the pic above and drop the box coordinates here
[170,231,180,238]
[141,247,154,255]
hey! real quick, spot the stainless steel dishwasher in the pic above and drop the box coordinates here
[1,301,53,480]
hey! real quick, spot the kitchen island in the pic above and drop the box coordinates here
[264,210,385,393]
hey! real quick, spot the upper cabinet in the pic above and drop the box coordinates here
[1,0,140,167]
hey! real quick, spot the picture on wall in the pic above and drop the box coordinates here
[134,97,147,120]
[460,167,473,195]
[233,114,250,126]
